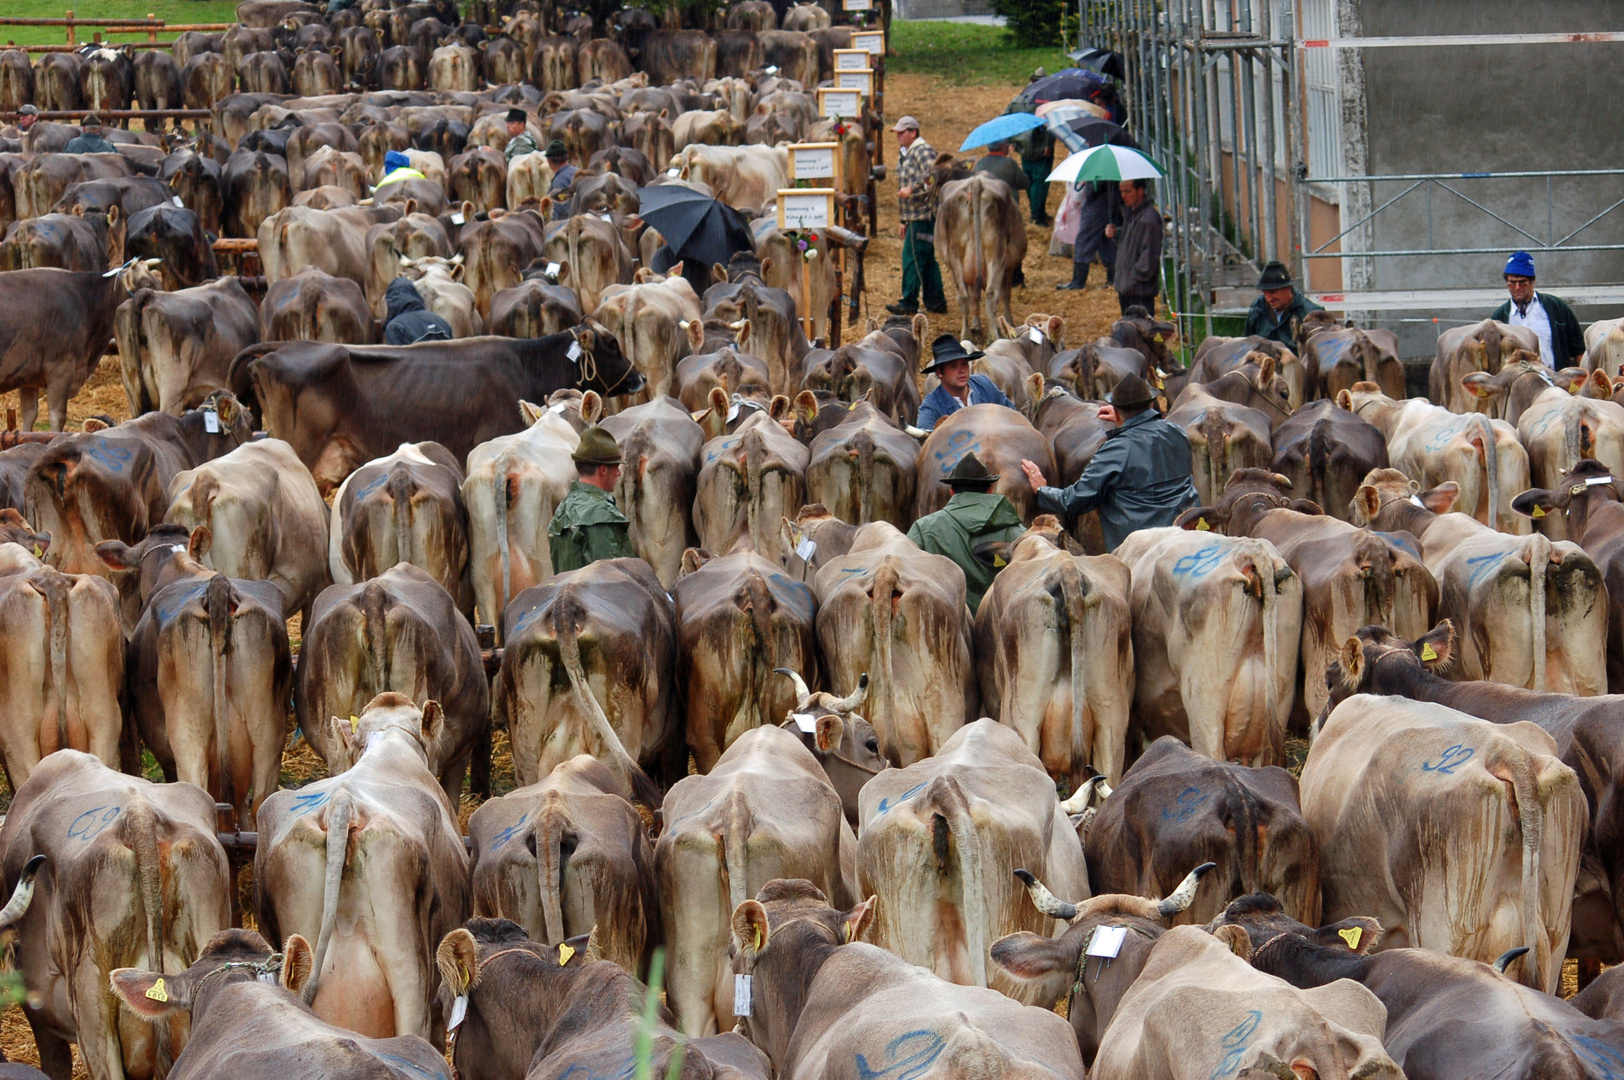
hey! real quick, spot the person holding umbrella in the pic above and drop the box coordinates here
[1056,179,1121,291]
[888,115,948,317]
[636,183,756,298]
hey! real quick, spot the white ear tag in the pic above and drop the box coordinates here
[448,994,468,1031]
[1086,925,1127,959]
[1409,495,1424,508]
[549,402,567,413]
[1586,476,1614,486]
[666,167,679,177]
[172,195,184,207]
[599,213,612,222]
[203,409,220,433]
[546,261,561,278]
[1029,327,1042,343]
[726,400,741,422]
[258,971,277,984]
[792,712,816,733]
[733,974,753,1016]
[450,212,466,225]
[169,543,188,554]
[795,536,817,561]
[567,341,582,363]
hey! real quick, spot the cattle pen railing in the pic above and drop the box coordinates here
[0,11,234,53]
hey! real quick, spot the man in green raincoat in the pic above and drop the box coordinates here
[906,452,1026,613]
[548,426,635,574]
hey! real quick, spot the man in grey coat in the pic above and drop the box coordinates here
[1018,373,1197,552]
[1110,178,1163,315]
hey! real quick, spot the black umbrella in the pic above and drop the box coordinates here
[1065,47,1126,81]
[1014,68,1115,108]
[635,184,755,274]
[1054,117,1131,153]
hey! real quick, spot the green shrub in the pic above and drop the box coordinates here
[991,0,1067,49]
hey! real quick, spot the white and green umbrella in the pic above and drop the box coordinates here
[1046,143,1165,185]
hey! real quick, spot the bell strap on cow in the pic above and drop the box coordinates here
[823,746,885,776]
[196,950,286,992]
[571,326,640,398]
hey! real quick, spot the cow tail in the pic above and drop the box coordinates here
[556,594,662,812]
[871,562,899,762]
[305,790,352,1006]
[114,287,155,415]
[1256,545,1280,760]
[128,797,174,1075]
[972,179,988,331]
[721,789,749,925]
[362,579,390,689]
[387,464,414,570]
[206,574,236,817]
[1564,407,1582,480]
[1308,419,1331,509]
[745,571,773,724]
[1474,414,1500,531]
[855,430,874,525]
[1222,772,1261,897]
[1059,564,1089,788]
[495,453,512,616]
[42,571,70,755]
[1530,534,1549,691]
[191,471,219,534]
[927,774,986,987]
[536,799,568,946]
[1504,754,1546,988]
[744,430,764,552]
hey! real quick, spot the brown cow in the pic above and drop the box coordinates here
[593,275,702,403]
[1432,318,1540,415]
[259,266,377,344]
[542,213,635,316]
[116,277,260,417]
[695,411,809,563]
[328,441,470,612]
[1302,323,1405,401]
[1269,398,1390,524]
[935,173,1027,344]
[805,400,918,529]
[914,403,1054,522]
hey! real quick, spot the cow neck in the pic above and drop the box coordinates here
[1371,496,1434,537]
[818,744,884,776]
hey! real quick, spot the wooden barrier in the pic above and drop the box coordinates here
[0,108,211,120]
[1,10,232,53]
[213,238,260,254]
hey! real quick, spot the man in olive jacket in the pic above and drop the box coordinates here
[548,426,635,574]
[1019,373,1198,552]
[907,452,1025,614]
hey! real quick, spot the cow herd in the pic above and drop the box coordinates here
[4,0,1624,1078]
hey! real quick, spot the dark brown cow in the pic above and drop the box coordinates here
[634,29,718,83]
[159,148,225,235]
[116,277,257,417]
[914,403,1054,522]
[1269,399,1390,523]
[221,149,292,239]
[458,208,548,317]
[488,277,585,339]
[600,395,705,587]
[123,203,219,290]
[704,277,809,397]
[0,211,115,273]
[799,337,918,428]
[259,267,377,344]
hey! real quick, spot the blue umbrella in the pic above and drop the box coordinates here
[958,112,1047,153]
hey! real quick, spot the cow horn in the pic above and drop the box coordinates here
[1492,946,1529,974]
[0,854,46,929]
[1059,775,1110,814]
[827,672,868,713]
[772,667,811,704]
[1013,869,1078,921]
[1155,862,1217,917]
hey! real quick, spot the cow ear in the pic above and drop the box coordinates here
[1592,370,1614,397]
[1174,506,1220,532]
[329,714,357,758]
[1046,315,1064,343]
[733,319,752,349]
[1026,372,1044,405]
[988,931,1074,980]
[731,899,770,960]
[95,539,139,571]
[841,896,876,944]
[814,713,843,753]
[555,260,571,282]
[436,928,480,997]
[1257,354,1277,384]
[215,396,237,426]
[1414,622,1453,672]
[1338,637,1364,689]
[1334,389,1354,412]
[681,320,703,351]
[1315,917,1383,954]
[970,538,1012,569]
[518,400,546,425]
[1417,482,1459,514]
[679,547,710,576]
[760,256,774,277]
[83,417,110,433]
[580,390,603,425]
[1460,371,1496,398]
[793,389,817,427]
[1351,483,1381,522]
[710,262,728,284]
[1511,487,1558,520]
[110,967,191,1020]
[767,394,791,424]
[188,525,212,561]
[419,700,444,750]
[108,205,120,228]
[1213,924,1251,960]
[281,934,315,994]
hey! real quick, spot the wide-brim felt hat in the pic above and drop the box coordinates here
[923,333,985,373]
[572,426,623,465]
[1256,260,1293,290]
[1107,373,1156,409]
[944,451,1000,487]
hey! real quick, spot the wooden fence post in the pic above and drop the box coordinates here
[64,9,74,46]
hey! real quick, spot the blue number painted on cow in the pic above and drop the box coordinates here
[1173,544,1222,579]
[855,1030,945,1080]
[352,471,388,503]
[1162,786,1206,823]
[491,813,529,850]
[67,805,121,842]
[1209,1010,1261,1079]
[933,430,979,472]
[372,1052,450,1080]
[1421,744,1474,776]
[291,789,332,816]
[1571,1034,1624,1080]
[1465,551,1504,587]
[875,782,927,816]
[85,437,133,473]
[1424,421,1464,454]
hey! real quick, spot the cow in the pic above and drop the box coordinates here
[972,517,1133,786]
[703,276,810,397]
[658,725,857,1036]
[1187,335,1301,410]
[541,213,634,316]
[934,173,1026,344]
[1301,323,1405,401]
[116,277,258,418]
[856,718,1091,1003]
[0,261,154,431]
[1113,527,1301,766]
[122,203,220,291]
[180,51,232,111]
[593,275,702,403]
[1432,318,1541,415]
[695,410,809,564]
[487,277,583,339]
[1163,381,1275,507]
[1585,315,1624,378]
[1269,398,1389,523]
[256,694,471,1042]
[159,148,224,236]
[221,149,291,239]
[1340,382,1531,534]
[2,751,232,1080]
[465,756,656,977]
[1304,690,1585,992]
[457,208,548,316]
[495,558,676,802]
[1349,468,1606,695]
[730,878,1087,1080]
[802,334,919,430]
[259,267,377,344]
[363,210,453,319]
[295,565,489,801]
[0,209,116,275]
[673,143,788,211]
[259,204,402,291]
[913,404,1053,525]
[778,502,860,582]
[233,326,642,492]
[804,400,918,530]
[328,440,469,612]
[596,396,705,587]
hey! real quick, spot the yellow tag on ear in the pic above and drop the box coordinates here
[1195,517,1210,531]
[1153,333,1164,343]
[752,926,764,952]
[1420,643,1438,661]
[558,943,575,966]
[993,554,1006,568]
[350,715,359,732]
[145,977,169,1002]
[1531,505,1547,518]
[32,544,42,558]
[1570,380,1582,394]
[1338,926,1362,950]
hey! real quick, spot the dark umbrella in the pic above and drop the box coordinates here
[635,184,755,274]
[1014,68,1114,108]
[1065,47,1126,81]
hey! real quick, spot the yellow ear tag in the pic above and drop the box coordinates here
[1153,333,1164,343]
[31,544,42,558]
[1531,505,1546,518]
[1195,517,1210,531]
[557,943,575,966]
[1337,926,1362,950]
[1570,380,1582,395]
[752,926,764,952]
[350,715,359,733]
[145,977,169,1002]
[1420,643,1438,662]
[993,554,1007,568]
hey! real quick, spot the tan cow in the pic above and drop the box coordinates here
[0,544,124,785]
[465,755,657,976]
[115,276,260,417]
[462,404,579,633]
[914,403,1055,523]
[258,204,401,290]
[1432,318,1539,415]
[805,399,919,529]
[672,108,745,147]
[658,725,857,1036]
[363,210,453,320]
[505,151,554,211]
[540,213,634,316]
[857,719,1092,1003]
[813,522,976,766]
[772,668,886,827]
[695,410,809,564]
[165,437,331,622]
[593,275,703,403]
[255,694,471,1042]
[1585,315,1624,377]
[673,143,788,211]
[598,396,703,587]
[1303,692,1586,992]
[398,255,484,338]
[1349,468,1606,695]
[973,518,1133,786]
[1340,382,1531,534]
[1090,925,1403,1080]
[935,173,1027,344]
[1164,382,1274,506]
[1114,527,1302,766]
[300,145,368,200]
[3,751,232,1080]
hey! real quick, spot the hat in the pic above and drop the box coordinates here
[922,332,984,373]
[505,107,527,124]
[891,115,920,133]
[1504,251,1536,279]
[943,451,999,488]
[1256,261,1293,290]
[82,114,101,128]
[383,150,409,171]
[572,426,623,466]
[18,105,37,116]
[545,138,568,159]
[986,139,1012,153]
[1107,373,1156,410]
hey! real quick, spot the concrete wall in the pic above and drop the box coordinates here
[1351,0,1624,353]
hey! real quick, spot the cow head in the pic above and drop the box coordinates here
[96,523,205,630]
[571,320,645,399]
[1316,622,1456,732]
[1348,468,1458,531]
[1204,892,1384,958]
[1512,458,1623,542]
[328,692,444,772]
[774,669,885,818]
[0,508,49,557]
[1175,469,1318,536]
[112,929,314,1020]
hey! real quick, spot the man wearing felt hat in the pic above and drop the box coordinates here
[63,114,115,155]
[1019,372,1197,552]
[503,108,540,163]
[907,452,1025,614]
[1489,251,1584,367]
[547,426,635,574]
[1243,260,1323,352]
[916,333,1016,432]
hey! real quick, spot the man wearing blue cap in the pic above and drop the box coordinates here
[376,150,425,191]
[1489,251,1584,367]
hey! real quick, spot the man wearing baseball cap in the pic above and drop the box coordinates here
[1489,251,1584,367]
[15,105,38,134]
[887,115,948,317]
[548,426,635,573]
[1019,372,1197,552]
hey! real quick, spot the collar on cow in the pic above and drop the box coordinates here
[570,329,640,397]
[196,950,286,993]
[1070,923,1158,994]
[820,744,885,776]
[1349,396,1385,418]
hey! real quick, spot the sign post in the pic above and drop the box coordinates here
[777,189,835,341]
[817,88,861,121]
[787,142,840,188]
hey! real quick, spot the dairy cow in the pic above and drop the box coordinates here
[599,396,704,587]
[914,404,1054,523]
[804,400,918,529]
[593,274,702,402]
[329,441,469,612]
[694,411,809,564]
[259,267,377,344]
[1269,399,1389,523]
[116,278,258,419]
[1432,318,1539,415]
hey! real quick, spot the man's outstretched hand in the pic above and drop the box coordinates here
[1020,459,1046,492]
